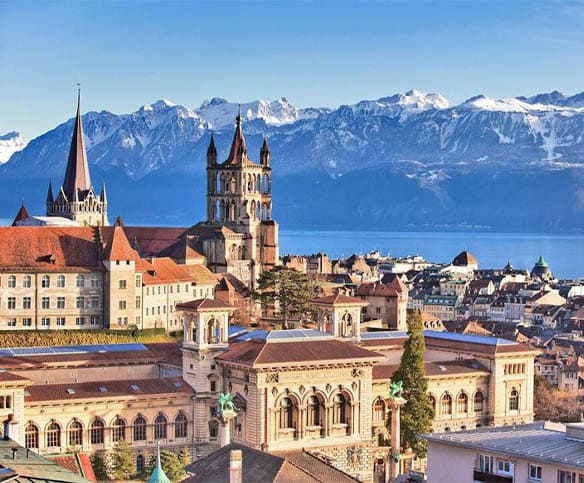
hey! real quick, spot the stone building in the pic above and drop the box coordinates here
[183,114,279,289]
[45,91,108,227]
[355,278,409,331]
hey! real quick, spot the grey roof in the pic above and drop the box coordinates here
[0,438,88,482]
[424,422,584,471]
[424,330,517,346]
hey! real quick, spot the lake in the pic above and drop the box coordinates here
[279,230,584,280]
[1,217,581,280]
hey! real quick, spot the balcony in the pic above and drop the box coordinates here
[473,470,513,482]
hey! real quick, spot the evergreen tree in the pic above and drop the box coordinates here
[90,453,109,481]
[390,309,433,457]
[253,266,316,329]
[161,450,187,481]
[108,440,134,480]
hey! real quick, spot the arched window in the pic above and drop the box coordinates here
[333,393,348,424]
[23,275,32,288]
[341,312,353,337]
[112,417,126,442]
[56,275,65,288]
[474,391,484,412]
[440,393,452,415]
[208,420,218,439]
[133,416,147,441]
[262,174,270,194]
[215,200,221,222]
[68,420,83,446]
[76,275,85,288]
[373,397,386,422]
[216,174,221,194]
[90,419,104,445]
[262,203,268,221]
[136,454,145,474]
[457,392,468,413]
[25,422,39,449]
[429,395,436,413]
[307,396,321,427]
[509,388,519,411]
[154,414,167,440]
[255,202,260,220]
[255,174,261,192]
[8,275,16,288]
[279,397,294,429]
[41,275,50,288]
[175,413,188,439]
[46,421,61,447]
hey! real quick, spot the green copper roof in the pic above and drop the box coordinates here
[535,256,549,268]
[148,442,171,483]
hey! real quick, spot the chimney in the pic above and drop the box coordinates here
[3,414,19,442]
[229,449,242,483]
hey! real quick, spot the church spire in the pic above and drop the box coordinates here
[62,85,91,201]
[224,107,247,166]
[100,180,107,204]
[207,132,217,166]
[46,180,54,203]
[260,134,270,167]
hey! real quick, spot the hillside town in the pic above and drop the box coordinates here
[0,92,583,483]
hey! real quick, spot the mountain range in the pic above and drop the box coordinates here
[1,90,584,232]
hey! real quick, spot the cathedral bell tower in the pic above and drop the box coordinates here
[196,109,278,288]
[46,88,109,226]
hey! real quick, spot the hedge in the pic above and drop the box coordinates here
[0,328,175,348]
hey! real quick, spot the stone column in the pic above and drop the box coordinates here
[386,397,407,483]
[219,409,237,448]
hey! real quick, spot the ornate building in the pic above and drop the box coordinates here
[45,90,108,227]
[184,112,279,289]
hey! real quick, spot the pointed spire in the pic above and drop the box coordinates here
[260,134,270,167]
[46,180,54,203]
[12,200,30,226]
[147,441,171,483]
[224,109,248,166]
[100,181,107,203]
[207,132,217,167]
[62,84,92,201]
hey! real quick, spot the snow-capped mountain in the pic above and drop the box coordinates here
[0,131,27,164]
[2,90,584,230]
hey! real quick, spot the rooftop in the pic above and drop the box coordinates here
[424,421,584,471]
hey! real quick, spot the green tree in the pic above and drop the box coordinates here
[107,440,134,480]
[390,309,433,457]
[161,450,187,482]
[253,266,316,329]
[90,453,109,481]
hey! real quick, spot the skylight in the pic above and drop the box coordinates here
[98,386,108,392]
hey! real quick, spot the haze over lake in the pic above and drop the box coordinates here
[279,230,584,280]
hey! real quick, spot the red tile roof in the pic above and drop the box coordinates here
[0,371,30,385]
[25,376,193,402]
[176,298,233,311]
[100,226,186,256]
[11,203,30,225]
[48,454,96,482]
[312,292,367,306]
[355,279,406,297]
[102,225,140,261]
[0,227,101,271]
[140,257,195,285]
[217,339,382,368]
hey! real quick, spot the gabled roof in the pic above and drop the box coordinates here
[217,336,382,368]
[139,257,195,285]
[312,292,368,306]
[452,250,478,267]
[176,298,233,311]
[181,264,218,286]
[355,278,406,297]
[102,225,140,262]
[48,453,97,482]
[11,202,29,226]
[62,90,92,201]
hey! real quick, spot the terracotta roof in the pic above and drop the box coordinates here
[48,454,97,482]
[25,376,193,403]
[312,292,368,306]
[157,235,206,262]
[355,279,406,297]
[100,226,187,257]
[217,338,382,368]
[0,226,101,271]
[62,91,92,201]
[0,371,30,384]
[223,114,257,167]
[140,257,195,285]
[373,359,490,381]
[452,251,478,267]
[11,202,30,226]
[181,264,219,286]
[102,225,140,261]
[176,298,233,311]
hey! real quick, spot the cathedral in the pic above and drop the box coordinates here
[45,90,108,227]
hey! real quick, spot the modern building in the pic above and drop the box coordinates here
[424,421,584,483]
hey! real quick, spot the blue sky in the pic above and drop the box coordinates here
[1,0,584,138]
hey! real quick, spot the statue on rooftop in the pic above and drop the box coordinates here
[389,379,404,400]
[218,392,238,415]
